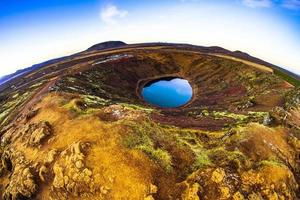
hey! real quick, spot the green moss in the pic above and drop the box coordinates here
[259,159,286,168]
[193,151,212,169]
[123,123,153,148]
[83,95,110,107]
[0,90,34,127]
[123,120,173,173]
[203,110,269,126]
[211,111,248,121]
[224,126,247,143]
[63,99,84,113]
[63,95,111,115]
[119,103,153,113]
[67,77,77,83]
[274,69,300,87]
[284,88,300,110]
[201,110,209,116]
[29,81,45,89]
[192,147,249,171]
[245,71,257,82]
[137,145,173,173]
[0,109,11,125]
[11,93,19,99]
[175,130,203,148]
[161,126,248,171]
[64,86,81,93]
[248,111,269,118]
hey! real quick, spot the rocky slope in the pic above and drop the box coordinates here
[0,42,299,200]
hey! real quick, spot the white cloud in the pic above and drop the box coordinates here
[242,0,273,8]
[100,4,128,25]
[282,0,300,9]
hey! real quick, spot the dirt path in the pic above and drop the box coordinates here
[13,78,58,123]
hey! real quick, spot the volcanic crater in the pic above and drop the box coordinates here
[0,41,299,200]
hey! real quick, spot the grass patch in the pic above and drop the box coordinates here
[123,120,173,173]
[259,159,286,168]
[63,95,111,115]
[137,145,172,173]
[0,91,33,126]
[0,109,12,125]
[191,147,249,171]
[63,99,85,113]
[212,111,248,121]
[193,151,212,169]
[274,69,300,87]
[83,95,111,107]
[209,147,250,170]
[204,110,270,126]
[284,88,300,110]
[119,103,153,113]
[29,81,45,89]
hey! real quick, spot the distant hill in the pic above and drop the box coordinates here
[1,41,299,87]
[0,56,70,86]
[86,41,127,51]
[0,41,129,86]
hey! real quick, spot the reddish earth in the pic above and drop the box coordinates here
[151,113,233,131]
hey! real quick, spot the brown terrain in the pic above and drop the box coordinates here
[0,42,299,200]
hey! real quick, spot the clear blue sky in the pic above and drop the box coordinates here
[0,0,299,76]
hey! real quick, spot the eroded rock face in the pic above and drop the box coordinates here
[2,152,37,200]
[0,149,12,176]
[50,142,98,200]
[0,43,299,199]
[24,121,52,147]
[180,165,298,200]
[1,121,52,148]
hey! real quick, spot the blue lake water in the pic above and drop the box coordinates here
[142,78,193,108]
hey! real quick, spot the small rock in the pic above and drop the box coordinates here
[64,176,69,185]
[83,168,93,177]
[149,184,158,194]
[100,186,109,194]
[84,176,91,183]
[233,192,244,200]
[66,182,75,193]
[45,149,58,164]
[182,183,200,200]
[39,165,48,182]
[144,195,155,200]
[75,160,84,169]
[211,168,226,183]
[220,186,230,199]
[53,165,65,188]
